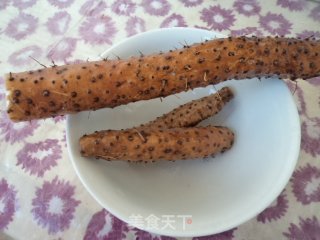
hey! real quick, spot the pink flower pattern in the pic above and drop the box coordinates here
[301,117,320,157]
[126,17,146,36]
[277,0,306,11]
[160,14,187,28]
[309,5,320,22]
[193,228,236,240]
[5,13,38,40]
[257,192,288,223]
[230,27,263,36]
[79,16,116,45]
[233,0,261,16]
[0,0,10,9]
[259,12,292,35]
[47,37,77,61]
[31,177,80,234]
[0,112,40,144]
[84,209,129,239]
[200,5,236,31]
[111,0,136,16]
[79,0,107,17]
[297,30,320,39]
[180,0,203,7]
[16,139,62,177]
[142,0,171,16]
[48,0,74,9]
[12,0,36,9]
[133,227,176,240]
[291,164,320,204]
[283,216,320,239]
[8,45,42,66]
[0,179,17,230]
[46,11,71,36]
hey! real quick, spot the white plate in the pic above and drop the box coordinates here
[66,28,300,237]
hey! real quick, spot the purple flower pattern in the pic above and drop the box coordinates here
[259,12,292,35]
[0,112,40,144]
[126,17,146,36]
[47,37,77,61]
[31,177,80,234]
[257,192,288,223]
[84,209,129,239]
[133,227,176,240]
[301,117,320,157]
[233,0,261,16]
[5,13,38,40]
[160,14,187,28]
[0,0,10,9]
[283,216,320,239]
[8,45,42,66]
[46,11,71,36]
[297,30,320,39]
[200,5,235,31]
[12,0,36,9]
[142,0,171,16]
[180,0,203,7]
[48,0,74,9]
[193,228,236,240]
[79,16,116,45]
[16,139,62,177]
[79,0,107,17]
[111,0,136,16]
[230,27,263,36]
[0,179,17,230]
[291,164,320,204]
[309,5,320,22]
[277,0,306,11]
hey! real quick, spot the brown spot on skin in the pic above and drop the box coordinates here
[71,92,77,98]
[34,80,38,84]
[14,90,21,97]
[13,98,19,104]
[49,101,55,107]
[228,52,235,56]
[98,74,103,79]
[52,80,55,84]
[164,148,172,153]
[43,90,50,97]
[27,98,33,105]
[163,66,170,70]
[198,58,205,63]
[76,75,81,80]
[20,78,25,82]
[25,110,31,116]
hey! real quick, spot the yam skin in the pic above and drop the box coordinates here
[6,36,320,121]
[79,126,234,161]
[141,86,234,129]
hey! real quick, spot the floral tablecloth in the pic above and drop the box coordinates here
[0,0,320,239]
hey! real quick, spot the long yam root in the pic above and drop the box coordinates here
[6,36,320,122]
[79,126,234,161]
[141,86,233,129]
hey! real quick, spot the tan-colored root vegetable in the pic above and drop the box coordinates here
[141,86,233,129]
[6,37,319,122]
[79,126,234,161]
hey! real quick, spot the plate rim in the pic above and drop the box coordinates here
[66,27,301,237]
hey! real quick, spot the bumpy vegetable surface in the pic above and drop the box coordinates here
[142,86,233,129]
[80,126,234,161]
[6,37,320,121]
